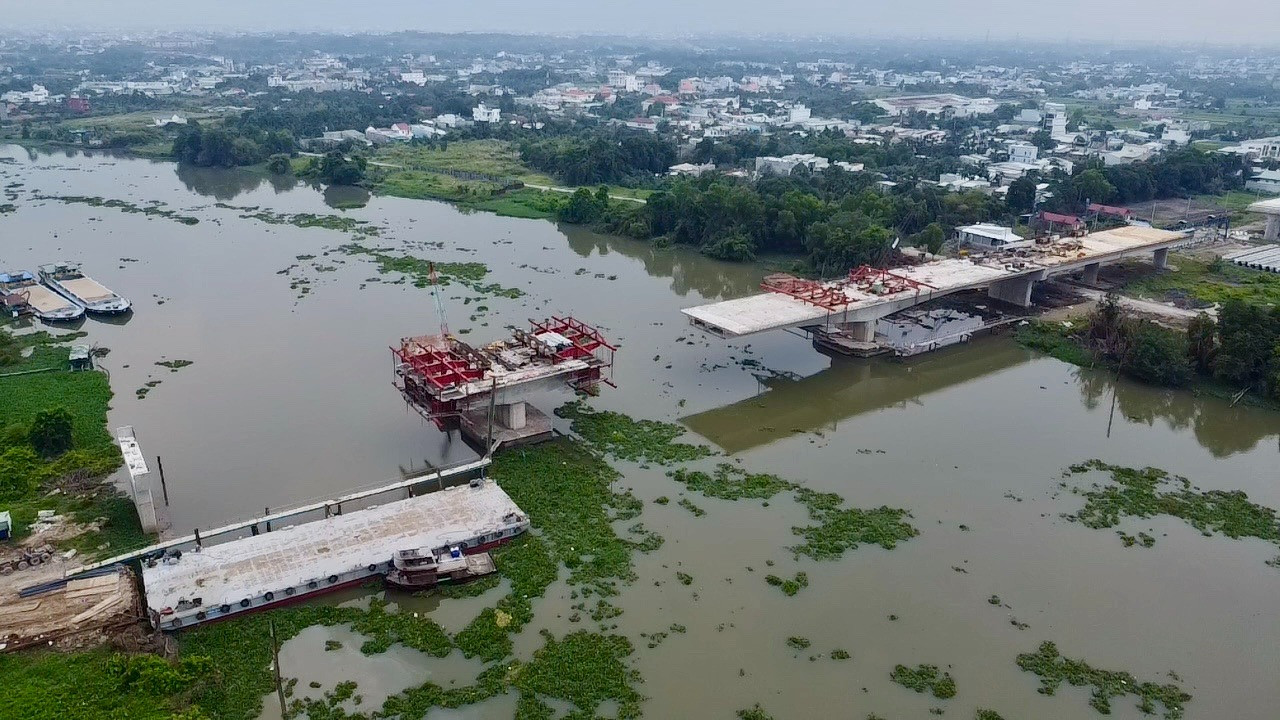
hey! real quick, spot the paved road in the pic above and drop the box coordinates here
[1073,286,1211,322]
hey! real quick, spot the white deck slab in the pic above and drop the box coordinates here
[683,226,1186,337]
[142,480,524,612]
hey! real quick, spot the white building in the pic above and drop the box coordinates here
[1,84,50,105]
[788,104,812,124]
[472,104,501,123]
[1246,169,1280,194]
[1009,142,1038,164]
[668,162,716,177]
[1043,102,1069,138]
[400,71,427,85]
[956,224,1031,251]
[754,154,830,176]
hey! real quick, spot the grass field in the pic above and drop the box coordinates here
[1125,255,1280,307]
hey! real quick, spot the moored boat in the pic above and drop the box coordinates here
[39,261,131,315]
[0,270,84,321]
[384,546,497,591]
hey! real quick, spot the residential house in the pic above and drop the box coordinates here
[956,224,1031,251]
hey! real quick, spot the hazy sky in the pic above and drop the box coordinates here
[4,0,1280,45]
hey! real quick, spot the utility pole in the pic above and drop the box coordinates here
[270,619,286,717]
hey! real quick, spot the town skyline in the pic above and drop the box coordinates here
[3,0,1280,46]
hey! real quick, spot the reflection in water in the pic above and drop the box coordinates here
[687,339,1280,458]
[1075,367,1280,458]
[684,339,1034,454]
[174,163,298,201]
[323,184,371,210]
[561,225,761,301]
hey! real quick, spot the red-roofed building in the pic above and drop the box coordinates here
[1038,211,1086,234]
[66,96,90,113]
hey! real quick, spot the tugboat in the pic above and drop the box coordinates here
[39,262,131,316]
[0,270,84,321]
[384,545,497,591]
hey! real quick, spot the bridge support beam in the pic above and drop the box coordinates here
[988,276,1036,308]
[1266,215,1280,243]
[1152,248,1169,270]
[1080,262,1100,285]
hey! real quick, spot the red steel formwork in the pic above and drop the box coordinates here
[392,317,616,427]
[526,316,617,393]
[759,273,851,311]
[845,266,936,295]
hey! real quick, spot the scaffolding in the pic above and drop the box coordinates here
[392,317,616,429]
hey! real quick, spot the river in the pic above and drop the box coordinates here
[2,144,1278,719]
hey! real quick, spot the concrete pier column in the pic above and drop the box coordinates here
[847,320,876,343]
[1266,215,1279,243]
[1152,248,1169,270]
[497,401,527,430]
[1081,262,1100,285]
[987,276,1035,307]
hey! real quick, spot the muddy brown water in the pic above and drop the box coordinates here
[2,145,1279,719]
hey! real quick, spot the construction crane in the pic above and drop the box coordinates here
[428,262,449,337]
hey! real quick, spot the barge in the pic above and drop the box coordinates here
[39,261,131,315]
[141,478,528,631]
[0,270,84,321]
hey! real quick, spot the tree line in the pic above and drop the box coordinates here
[519,129,677,186]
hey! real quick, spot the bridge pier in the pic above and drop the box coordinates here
[1080,262,1100,285]
[1266,215,1279,243]
[987,276,1036,307]
[1152,248,1169,270]
[846,320,876,343]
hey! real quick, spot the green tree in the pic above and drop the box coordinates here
[1125,323,1192,387]
[1030,130,1055,151]
[20,121,31,139]
[266,153,293,175]
[316,151,367,186]
[29,407,74,458]
[0,446,40,500]
[912,223,947,254]
[1006,177,1037,214]
[1186,312,1217,374]
[1214,300,1280,389]
[558,187,606,224]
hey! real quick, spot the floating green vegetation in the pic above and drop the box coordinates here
[988,595,1002,605]
[555,400,713,465]
[218,204,380,236]
[1065,460,1280,561]
[831,649,851,660]
[675,571,693,585]
[786,636,811,651]
[155,359,194,371]
[0,203,15,214]
[37,194,199,225]
[677,497,706,517]
[453,535,557,662]
[669,463,792,501]
[791,488,919,561]
[641,624,685,649]
[1016,641,1190,719]
[0,650,217,720]
[891,664,957,699]
[654,495,669,504]
[975,710,1006,720]
[1013,320,1095,367]
[324,640,343,652]
[670,463,917,561]
[337,244,522,298]
[514,630,642,720]
[737,704,776,720]
[492,439,640,597]
[764,571,809,596]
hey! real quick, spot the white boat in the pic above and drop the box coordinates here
[39,262,131,315]
[0,270,84,321]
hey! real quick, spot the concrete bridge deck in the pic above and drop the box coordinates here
[682,226,1187,338]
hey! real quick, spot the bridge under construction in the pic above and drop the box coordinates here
[682,225,1187,353]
